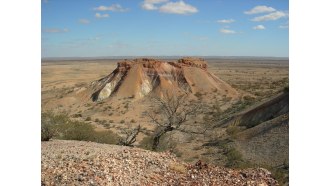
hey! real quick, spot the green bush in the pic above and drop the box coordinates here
[41,112,119,144]
[41,111,69,141]
[60,121,95,141]
[139,136,153,150]
[88,130,118,144]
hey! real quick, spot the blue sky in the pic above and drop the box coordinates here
[41,0,289,58]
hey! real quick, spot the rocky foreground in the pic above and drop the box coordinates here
[42,140,278,186]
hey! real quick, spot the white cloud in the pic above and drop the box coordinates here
[94,4,129,12]
[79,19,90,24]
[219,29,236,34]
[279,25,289,29]
[95,13,109,18]
[217,19,235,24]
[43,28,69,33]
[252,11,288,22]
[244,5,276,15]
[141,0,169,10]
[159,1,198,15]
[253,25,266,30]
[145,0,169,3]
[142,3,157,10]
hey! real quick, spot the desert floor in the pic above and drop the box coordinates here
[41,58,288,166]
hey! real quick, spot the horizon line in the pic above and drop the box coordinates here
[42,55,289,61]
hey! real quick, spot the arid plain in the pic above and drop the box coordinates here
[42,58,289,184]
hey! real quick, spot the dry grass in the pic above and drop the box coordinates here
[168,162,187,174]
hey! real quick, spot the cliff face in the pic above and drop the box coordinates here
[90,58,238,102]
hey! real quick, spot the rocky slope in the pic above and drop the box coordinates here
[87,58,239,102]
[42,140,278,186]
[207,92,289,168]
[229,92,289,129]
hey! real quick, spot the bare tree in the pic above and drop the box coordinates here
[148,91,204,150]
[118,125,141,146]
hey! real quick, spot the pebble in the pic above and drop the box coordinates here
[42,140,279,186]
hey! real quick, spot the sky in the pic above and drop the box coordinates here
[41,0,289,58]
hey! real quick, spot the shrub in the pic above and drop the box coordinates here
[103,123,110,129]
[130,119,136,123]
[139,136,153,150]
[85,116,91,121]
[226,125,240,137]
[71,113,82,118]
[58,121,119,144]
[225,147,245,168]
[89,130,119,144]
[41,122,55,141]
[60,121,95,141]
[41,112,119,144]
[41,111,69,141]
[120,120,125,124]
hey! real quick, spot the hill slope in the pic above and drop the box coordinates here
[42,140,278,185]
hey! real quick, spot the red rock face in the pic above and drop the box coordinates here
[118,58,206,70]
[178,57,208,69]
[90,58,238,101]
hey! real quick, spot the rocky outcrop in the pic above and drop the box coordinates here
[42,140,278,185]
[178,57,208,69]
[89,58,238,102]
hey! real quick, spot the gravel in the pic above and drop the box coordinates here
[42,140,278,186]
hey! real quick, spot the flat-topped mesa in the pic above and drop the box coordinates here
[117,58,207,71]
[117,58,163,72]
[90,58,238,102]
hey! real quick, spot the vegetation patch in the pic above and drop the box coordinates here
[41,112,119,144]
